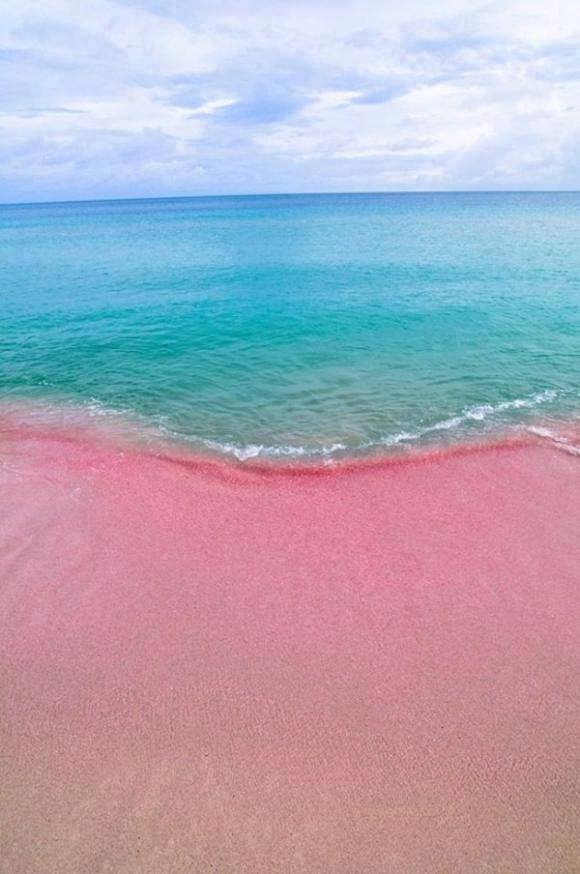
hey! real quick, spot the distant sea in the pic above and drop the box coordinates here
[1,192,579,461]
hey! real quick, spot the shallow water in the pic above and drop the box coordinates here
[2,192,579,459]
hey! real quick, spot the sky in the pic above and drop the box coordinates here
[1,0,579,202]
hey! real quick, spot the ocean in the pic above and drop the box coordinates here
[2,191,579,460]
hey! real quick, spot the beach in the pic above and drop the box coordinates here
[1,419,579,872]
[3,0,580,865]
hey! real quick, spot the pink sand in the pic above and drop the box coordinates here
[1,423,580,872]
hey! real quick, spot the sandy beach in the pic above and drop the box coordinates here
[1,422,580,872]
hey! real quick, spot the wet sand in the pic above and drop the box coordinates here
[1,423,580,872]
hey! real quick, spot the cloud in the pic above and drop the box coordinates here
[0,0,579,201]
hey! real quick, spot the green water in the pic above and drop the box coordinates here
[1,192,579,458]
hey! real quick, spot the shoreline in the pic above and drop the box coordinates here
[1,414,580,871]
[1,396,579,478]
[0,391,574,468]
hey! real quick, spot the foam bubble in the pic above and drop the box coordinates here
[0,389,562,463]
[528,425,580,456]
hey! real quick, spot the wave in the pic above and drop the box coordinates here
[0,389,564,463]
[170,389,560,461]
[527,426,580,457]
[369,390,558,447]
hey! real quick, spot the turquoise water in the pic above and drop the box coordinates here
[1,192,579,459]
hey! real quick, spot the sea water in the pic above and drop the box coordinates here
[1,192,579,460]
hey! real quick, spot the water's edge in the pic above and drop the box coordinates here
[2,396,579,476]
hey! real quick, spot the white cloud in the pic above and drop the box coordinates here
[0,0,579,200]
[3,0,234,76]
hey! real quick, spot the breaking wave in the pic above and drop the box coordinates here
[0,389,568,463]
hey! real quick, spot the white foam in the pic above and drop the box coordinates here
[196,437,347,461]
[195,388,559,460]
[527,425,580,456]
[0,389,562,462]
[423,390,558,435]
[362,390,560,454]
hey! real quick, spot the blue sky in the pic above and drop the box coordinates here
[1,0,579,202]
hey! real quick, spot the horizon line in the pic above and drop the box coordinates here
[2,188,580,209]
